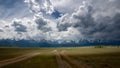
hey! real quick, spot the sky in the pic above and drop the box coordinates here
[0,0,120,43]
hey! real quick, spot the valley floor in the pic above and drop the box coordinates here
[0,47,120,68]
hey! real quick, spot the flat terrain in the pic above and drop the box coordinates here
[0,47,120,68]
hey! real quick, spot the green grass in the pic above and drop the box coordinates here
[0,48,52,61]
[2,52,58,68]
[0,47,120,68]
[68,52,120,68]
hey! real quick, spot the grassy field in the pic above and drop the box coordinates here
[0,47,120,68]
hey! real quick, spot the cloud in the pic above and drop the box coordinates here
[0,0,120,43]
[0,29,3,32]
[24,0,55,15]
[35,17,52,32]
[56,0,120,41]
[12,19,27,32]
[50,0,83,14]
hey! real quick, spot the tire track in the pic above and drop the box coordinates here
[53,50,72,68]
[53,50,92,68]
[0,52,40,68]
[60,50,92,68]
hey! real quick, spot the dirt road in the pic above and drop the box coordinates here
[53,50,91,68]
[0,52,40,67]
[1,50,92,68]
[53,50,72,68]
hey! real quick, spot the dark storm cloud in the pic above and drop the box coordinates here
[82,13,120,40]
[57,23,71,31]
[12,21,27,32]
[35,17,52,32]
[57,2,120,41]
[57,14,72,31]
[0,29,3,32]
